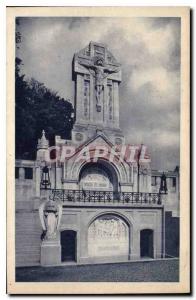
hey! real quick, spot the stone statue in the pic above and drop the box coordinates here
[44,210,58,239]
[79,57,119,112]
[39,199,62,240]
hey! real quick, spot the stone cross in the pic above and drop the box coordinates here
[79,57,119,112]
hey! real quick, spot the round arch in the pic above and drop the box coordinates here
[87,212,130,258]
[79,160,119,192]
[70,156,129,185]
[87,210,133,228]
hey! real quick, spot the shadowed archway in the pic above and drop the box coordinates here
[79,161,119,192]
[61,230,77,262]
[140,229,154,258]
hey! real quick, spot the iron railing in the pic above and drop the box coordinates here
[51,189,162,205]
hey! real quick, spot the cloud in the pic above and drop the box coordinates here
[130,67,179,97]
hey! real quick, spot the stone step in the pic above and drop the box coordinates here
[16,211,42,266]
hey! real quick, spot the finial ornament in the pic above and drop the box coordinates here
[37,129,49,150]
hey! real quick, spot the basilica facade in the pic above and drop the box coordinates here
[15,42,179,266]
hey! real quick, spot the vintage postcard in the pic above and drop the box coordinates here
[7,6,190,294]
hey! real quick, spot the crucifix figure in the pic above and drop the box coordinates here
[79,57,119,112]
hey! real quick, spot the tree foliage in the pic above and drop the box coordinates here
[15,59,74,159]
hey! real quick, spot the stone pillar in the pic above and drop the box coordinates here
[113,81,120,128]
[79,212,88,262]
[147,172,152,192]
[128,225,132,260]
[133,168,138,192]
[41,237,61,266]
[35,166,40,197]
[19,167,25,180]
[56,166,62,189]
[76,74,84,124]
[103,80,108,125]
[50,164,55,189]
[130,165,134,185]
[131,228,140,260]
[89,74,94,123]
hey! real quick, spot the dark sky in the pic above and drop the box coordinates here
[16,17,180,171]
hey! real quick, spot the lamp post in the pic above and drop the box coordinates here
[40,165,51,190]
[159,172,168,194]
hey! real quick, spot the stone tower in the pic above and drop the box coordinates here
[72,41,124,146]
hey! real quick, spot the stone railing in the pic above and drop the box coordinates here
[50,189,162,205]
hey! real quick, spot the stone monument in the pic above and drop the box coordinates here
[72,41,124,145]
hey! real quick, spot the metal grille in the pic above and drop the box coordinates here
[51,189,161,205]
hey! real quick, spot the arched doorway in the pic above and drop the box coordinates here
[79,161,119,192]
[88,214,129,258]
[61,230,77,262]
[140,229,154,258]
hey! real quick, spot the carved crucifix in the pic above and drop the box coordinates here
[79,57,119,112]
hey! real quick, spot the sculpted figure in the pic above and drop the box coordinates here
[79,57,119,112]
[39,199,62,240]
[44,210,58,239]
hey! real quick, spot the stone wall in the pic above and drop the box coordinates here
[165,211,179,257]
[55,206,163,265]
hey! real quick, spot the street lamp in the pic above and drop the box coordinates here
[40,165,51,190]
[159,172,168,194]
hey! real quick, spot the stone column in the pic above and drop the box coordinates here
[56,165,62,189]
[76,74,84,124]
[131,228,140,260]
[35,166,40,197]
[133,168,138,192]
[79,211,88,263]
[50,164,55,189]
[89,74,94,124]
[103,80,108,125]
[113,81,120,128]
[19,167,25,180]
[147,171,152,192]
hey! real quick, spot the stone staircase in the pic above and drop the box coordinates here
[15,209,42,267]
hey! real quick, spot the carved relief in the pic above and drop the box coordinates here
[89,217,127,239]
[73,42,121,127]
[80,167,112,190]
[78,56,119,113]
[94,45,105,58]
[88,214,129,257]
[84,80,90,118]
[107,80,113,120]
[75,132,83,142]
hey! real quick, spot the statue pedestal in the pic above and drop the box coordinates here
[41,239,61,266]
